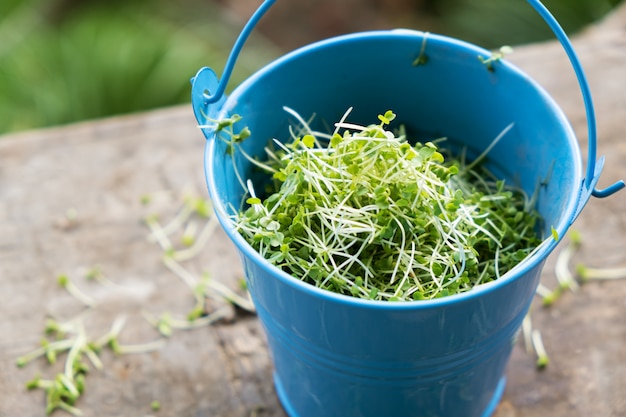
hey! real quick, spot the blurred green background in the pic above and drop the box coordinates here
[0,0,622,134]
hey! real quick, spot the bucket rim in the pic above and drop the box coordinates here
[205,29,582,310]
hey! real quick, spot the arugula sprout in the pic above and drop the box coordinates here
[478,45,514,71]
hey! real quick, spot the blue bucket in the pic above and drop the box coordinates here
[191,1,623,416]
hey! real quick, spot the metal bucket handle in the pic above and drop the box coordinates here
[192,0,624,202]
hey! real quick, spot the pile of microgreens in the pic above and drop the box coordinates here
[16,190,250,416]
[221,107,543,301]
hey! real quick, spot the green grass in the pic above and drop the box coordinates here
[434,0,622,48]
[0,0,622,134]
[0,0,280,134]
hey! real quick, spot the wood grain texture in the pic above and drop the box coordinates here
[1,4,625,416]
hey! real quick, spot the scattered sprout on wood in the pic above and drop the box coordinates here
[535,282,562,307]
[478,45,514,71]
[145,194,221,262]
[55,207,81,231]
[522,313,534,354]
[95,316,165,355]
[18,187,249,416]
[554,230,580,291]
[536,229,626,306]
[231,108,543,301]
[571,229,626,282]
[521,312,550,370]
[57,274,96,308]
[151,400,161,412]
[142,307,231,337]
[141,188,255,315]
[525,229,626,369]
[531,329,550,369]
[17,314,163,416]
[576,264,626,281]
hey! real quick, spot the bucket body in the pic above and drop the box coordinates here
[202,31,582,417]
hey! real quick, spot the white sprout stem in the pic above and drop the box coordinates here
[531,329,549,368]
[87,269,127,290]
[578,265,626,280]
[535,283,554,299]
[182,220,199,244]
[61,278,96,308]
[143,307,229,330]
[157,203,194,237]
[205,280,256,312]
[94,315,127,349]
[464,123,514,172]
[83,344,103,371]
[145,216,173,251]
[58,401,83,416]
[17,339,76,365]
[522,313,533,354]
[389,216,407,285]
[234,142,279,174]
[58,373,80,399]
[494,246,502,281]
[177,307,230,329]
[163,256,254,312]
[506,235,554,278]
[283,106,316,138]
[115,339,166,355]
[173,215,219,261]
[64,330,86,382]
[555,241,580,291]
[393,242,417,298]
[332,107,354,136]
[162,256,198,290]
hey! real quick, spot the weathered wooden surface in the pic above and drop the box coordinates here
[1,5,625,417]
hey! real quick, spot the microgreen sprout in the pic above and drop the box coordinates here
[233,108,542,301]
[84,266,103,282]
[554,230,581,291]
[576,264,626,281]
[16,339,76,368]
[478,45,514,71]
[145,214,174,252]
[531,329,550,369]
[551,226,559,241]
[171,215,219,261]
[200,272,255,312]
[522,313,534,354]
[535,282,562,307]
[550,229,626,283]
[522,312,550,370]
[181,221,198,247]
[412,32,429,66]
[21,185,243,416]
[57,274,96,308]
[17,317,163,416]
[18,321,93,415]
[145,194,218,262]
[151,400,161,411]
[143,307,230,337]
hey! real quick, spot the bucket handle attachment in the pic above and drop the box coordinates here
[201,0,276,105]
[193,0,624,199]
